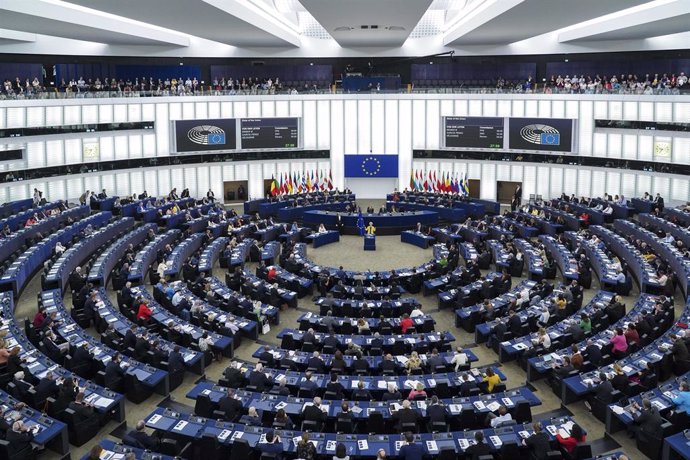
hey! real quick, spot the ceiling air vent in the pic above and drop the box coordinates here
[334,26,354,31]
[386,26,405,31]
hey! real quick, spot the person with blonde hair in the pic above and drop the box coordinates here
[296,431,316,460]
[407,381,427,400]
[405,351,422,374]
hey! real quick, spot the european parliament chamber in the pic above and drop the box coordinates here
[0,1,690,460]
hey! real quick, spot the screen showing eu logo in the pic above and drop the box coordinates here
[344,155,398,178]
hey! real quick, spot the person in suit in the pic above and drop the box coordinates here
[425,348,445,372]
[271,376,291,396]
[104,353,126,391]
[584,339,603,366]
[302,328,316,346]
[223,361,246,388]
[630,398,664,442]
[352,352,369,374]
[248,363,272,391]
[335,213,345,234]
[302,396,327,430]
[523,422,551,460]
[465,431,492,460]
[71,342,92,369]
[258,431,284,460]
[124,326,137,350]
[307,351,325,373]
[382,382,402,401]
[167,345,185,373]
[398,432,424,460]
[352,380,372,401]
[380,354,397,374]
[218,388,243,422]
[459,373,478,396]
[326,373,344,398]
[370,332,384,350]
[427,396,448,424]
[124,420,159,450]
[300,371,319,393]
[392,400,421,431]
[34,371,59,402]
[654,193,665,211]
[585,372,615,411]
[6,420,35,456]
[68,391,98,427]
[69,266,87,293]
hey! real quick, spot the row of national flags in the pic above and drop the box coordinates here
[270,170,334,196]
[409,170,470,195]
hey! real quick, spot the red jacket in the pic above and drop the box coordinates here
[136,303,153,321]
[401,317,414,334]
[556,434,586,453]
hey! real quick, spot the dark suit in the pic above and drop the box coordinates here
[303,404,326,426]
[68,401,95,424]
[585,344,602,365]
[525,432,551,460]
[223,367,245,388]
[634,407,664,442]
[218,396,243,421]
[393,407,421,429]
[125,430,159,450]
[248,370,271,391]
[427,404,448,423]
[352,358,369,373]
[71,346,92,368]
[105,361,126,384]
[593,380,615,403]
[508,315,522,336]
[5,429,34,454]
[307,357,324,373]
[465,442,492,460]
[459,381,478,396]
[34,377,58,401]
[168,351,185,373]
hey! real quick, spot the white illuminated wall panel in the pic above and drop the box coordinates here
[371,100,384,153]
[496,164,510,181]
[142,134,156,158]
[115,173,130,197]
[607,133,622,158]
[674,138,690,165]
[47,180,65,203]
[26,107,44,127]
[316,101,331,150]
[130,171,144,197]
[606,171,621,197]
[623,135,638,159]
[209,166,222,200]
[525,100,538,117]
[128,104,142,122]
[194,102,208,120]
[197,166,209,198]
[621,173,636,200]
[578,101,593,155]
[84,176,100,194]
[549,167,563,197]
[385,100,398,154]
[483,100,497,117]
[510,165,523,183]
[522,165,536,201]
[113,105,127,123]
[275,101,289,117]
[412,100,426,149]
[577,169,591,198]
[155,103,169,155]
[183,167,197,197]
[655,102,673,122]
[566,101,579,119]
[64,138,81,164]
[26,142,45,168]
[358,100,371,153]
[6,107,25,128]
[63,106,80,125]
[100,174,114,194]
[144,170,158,196]
[426,100,440,150]
[671,178,689,203]
[497,100,511,117]
[637,174,652,196]
[536,167,550,198]
[288,100,301,117]
[591,170,606,196]
[208,102,220,119]
[344,100,357,153]
[608,101,622,120]
[455,100,468,116]
[593,133,607,157]
[128,135,142,158]
[98,105,112,123]
[481,163,496,200]
[638,135,653,162]
[538,100,551,118]
[562,166,577,196]
[82,106,98,124]
[100,137,114,162]
[512,100,524,118]
[261,101,275,118]
[114,136,129,160]
[182,102,195,119]
[45,140,63,166]
[639,102,654,121]
[43,106,61,126]
[142,104,155,121]
[247,101,261,118]
[552,100,565,119]
[398,100,412,187]
[220,102,233,118]
[675,103,690,123]
[653,176,670,200]
[303,100,317,150]
[468,100,482,116]
[440,100,453,116]
[623,101,637,120]
[66,177,82,199]
[330,100,344,187]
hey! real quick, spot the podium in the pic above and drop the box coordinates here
[364,235,376,251]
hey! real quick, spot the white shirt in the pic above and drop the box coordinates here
[452,352,468,371]
[490,413,513,427]
[539,311,550,325]
[410,308,424,318]
[198,336,213,351]
[540,334,552,349]
[603,206,613,215]
[172,291,184,307]
[157,262,168,278]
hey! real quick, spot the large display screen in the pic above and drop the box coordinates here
[240,118,299,150]
[174,118,237,152]
[444,116,504,149]
[508,117,574,152]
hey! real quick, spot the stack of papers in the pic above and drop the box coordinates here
[486,401,501,412]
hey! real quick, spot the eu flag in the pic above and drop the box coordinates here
[540,133,560,145]
[344,155,398,178]
[208,133,226,145]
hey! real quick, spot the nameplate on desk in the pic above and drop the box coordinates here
[357,440,369,450]
[449,404,462,413]
[148,414,162,425]
[473,401,485,410]
[173,420,189,431]
[518,430,530,439]
[218,429,231,441]
[490,435,502,447]
[326,440,337,451]
[394,441,404,451]
[231,431,243,440]
[546,425,558,436]
[502,398,514,406]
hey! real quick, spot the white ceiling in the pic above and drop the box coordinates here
[299,0,434,47]
[0,0,686,57]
